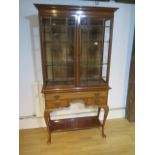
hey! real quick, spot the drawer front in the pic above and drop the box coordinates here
[45,91,108,101]
[46,100,69,109]
[86,97,107,106]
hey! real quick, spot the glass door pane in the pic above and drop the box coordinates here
[102,19,111,81]
[80,17,111,86]
[42,17,75,86]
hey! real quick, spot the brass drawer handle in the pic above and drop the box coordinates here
[94,93,100,97]
[53,95,60,100]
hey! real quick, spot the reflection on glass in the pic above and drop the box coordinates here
[104,27,110,42]
[80,17,111,86]
[105,19,111,26]
[42,17,75,86]
[80,18,103,86]
[102,19,111,81]
[103,43,109,63]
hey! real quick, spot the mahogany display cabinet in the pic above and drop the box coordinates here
[35,4,117,143]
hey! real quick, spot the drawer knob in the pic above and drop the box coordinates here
[53,95,60,100]
[94,93,100,97]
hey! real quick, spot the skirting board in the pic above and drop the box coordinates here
[19,107,125,129]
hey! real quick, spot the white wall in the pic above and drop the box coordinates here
[19,0,135,121]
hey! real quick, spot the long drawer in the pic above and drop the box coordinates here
[45,91,108,109]
[45,91,108,101]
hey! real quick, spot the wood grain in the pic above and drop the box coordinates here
[19,119,135,155]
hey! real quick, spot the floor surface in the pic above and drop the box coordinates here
[19,119,135,155]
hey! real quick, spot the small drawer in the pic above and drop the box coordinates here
[86,97,107,106]
[46,100,69,109]
[45,94,61,101]
[98,97,107,106]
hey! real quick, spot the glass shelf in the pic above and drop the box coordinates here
[46,79,74,86]
[44,29,75,34]
[80,79,106,86]
[80,63,107,66]
[46,60,74,66]
[45,41,73,43]
[46,64,74,67]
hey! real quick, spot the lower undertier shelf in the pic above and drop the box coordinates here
[49,116,101,132]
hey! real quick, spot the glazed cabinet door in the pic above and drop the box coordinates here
[41,16,76,87]
[79,16,112,86]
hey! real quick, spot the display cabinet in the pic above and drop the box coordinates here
[35,4,117,143]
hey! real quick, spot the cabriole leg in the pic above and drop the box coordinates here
[44,110,51,144]
[102,105,109,137]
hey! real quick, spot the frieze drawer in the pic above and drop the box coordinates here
[45,91,108,101]
[46,99,69,109]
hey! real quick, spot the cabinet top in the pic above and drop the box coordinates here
[34,4,118,13]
